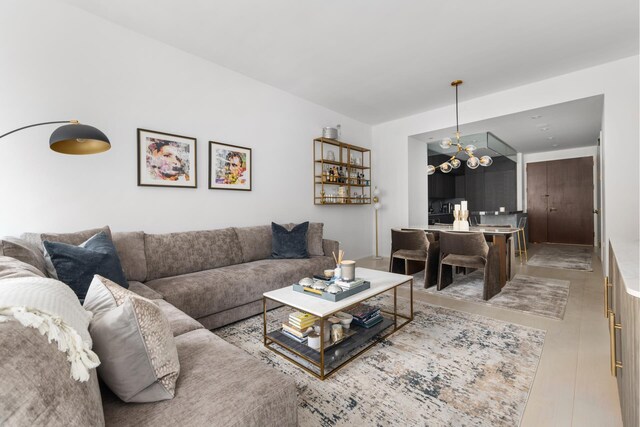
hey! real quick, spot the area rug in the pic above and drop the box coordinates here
[419,270,570,320]
[216,299,545,426]
[526,244,593,271]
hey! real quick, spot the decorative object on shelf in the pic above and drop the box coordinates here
[322,124,341,139]
[0,120,110,155]
[331,324,344,343]
[373,187,382,259]
[307,332,321,350]
[427,80,493,175]
[324,268,334,278]
[138,128,196,188]
[208,141,251,190]
[325,283,344,294]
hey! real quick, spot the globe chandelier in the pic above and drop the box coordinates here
[427,80,493,175]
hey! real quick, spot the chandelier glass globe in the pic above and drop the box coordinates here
[426,164,436,175]
[464,144,477,155]
[440,162,453,173]
[450,158,461,169]
[479,156,493,167]
[467,156,480,169]
[439,138,453,149]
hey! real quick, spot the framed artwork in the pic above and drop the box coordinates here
[208,141,252,191]
[137,128,197,188]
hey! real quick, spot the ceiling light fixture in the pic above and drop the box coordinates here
[427,81,492,175]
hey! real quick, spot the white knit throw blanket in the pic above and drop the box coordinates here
[0,277,100,382]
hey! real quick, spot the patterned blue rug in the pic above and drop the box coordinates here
[216,298,545,426]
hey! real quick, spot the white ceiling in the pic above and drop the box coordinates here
[414,95,604,154]
[60,0,637,124]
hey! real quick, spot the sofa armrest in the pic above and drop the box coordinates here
[322,239,339,258]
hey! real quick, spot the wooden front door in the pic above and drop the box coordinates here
[527,157,594,245]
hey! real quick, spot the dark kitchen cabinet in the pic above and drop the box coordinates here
[455,175,465,198]
[428,173,455,199]
[465,165,485,212]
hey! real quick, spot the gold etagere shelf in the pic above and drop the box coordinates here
[313,137,372,205]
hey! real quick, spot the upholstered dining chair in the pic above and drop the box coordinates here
[437,231,501,300]
[389,229,439,288]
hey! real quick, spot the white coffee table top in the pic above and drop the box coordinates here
[263,267,412,318]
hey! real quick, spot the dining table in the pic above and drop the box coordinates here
[404,224,519,288]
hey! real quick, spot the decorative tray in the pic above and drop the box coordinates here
[292,281,370,302]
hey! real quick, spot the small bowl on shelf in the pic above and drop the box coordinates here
[335,312,353,329]
[323,269,335,278]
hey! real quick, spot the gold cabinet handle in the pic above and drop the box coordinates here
[604,276,612,318]
[609,312,623,376]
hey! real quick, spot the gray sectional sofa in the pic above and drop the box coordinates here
[0,224,338,426]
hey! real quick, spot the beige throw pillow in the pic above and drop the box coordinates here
[83,275,179,403]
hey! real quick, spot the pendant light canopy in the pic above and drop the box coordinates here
[427,81,492,175]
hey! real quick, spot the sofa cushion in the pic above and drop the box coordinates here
[128,281,163,300]
[233,225,272,263]
[144,228,243,281]
[145,257,334,320]
[0,320,105,426]
[101,328,297,427]
[0,237,48,275]
[271,222,309,259]
[155,299,204,337]
[43,232,128,302]
[84,276,180,403]
[112,231,147,282]
[0,256,46,280]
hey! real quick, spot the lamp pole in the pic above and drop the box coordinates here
[373,186,382,260]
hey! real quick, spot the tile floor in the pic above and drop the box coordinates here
[357,244,623,427]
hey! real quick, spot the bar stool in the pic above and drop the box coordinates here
[516,217,528,262]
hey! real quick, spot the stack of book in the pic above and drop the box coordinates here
[335,278,366,290]
[281,312,317,343]
[347,303,383,328]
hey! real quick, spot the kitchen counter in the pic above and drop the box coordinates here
[611,239,640,298]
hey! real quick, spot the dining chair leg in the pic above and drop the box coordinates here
[517,228,523,263]
[521,229,528,262]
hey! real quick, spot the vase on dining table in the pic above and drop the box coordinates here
[460,209,470,231]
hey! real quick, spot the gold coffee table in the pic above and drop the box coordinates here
[262,268,413,380]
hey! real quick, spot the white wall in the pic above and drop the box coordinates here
[372,56,639,273]
[407,137,428,227]
[0,0,374,258]
[523,146,599,246]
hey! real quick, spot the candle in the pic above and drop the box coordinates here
[454,204,461,212]
[461,200,467,211]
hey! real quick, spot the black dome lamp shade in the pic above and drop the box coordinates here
[0,120,110,155]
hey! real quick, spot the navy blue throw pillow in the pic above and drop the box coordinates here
[271,222,309,259]
[43,232,128,302]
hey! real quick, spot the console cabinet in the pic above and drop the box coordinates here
[607,241,640,427]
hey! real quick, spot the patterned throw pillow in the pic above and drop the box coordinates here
[83,275,180,403]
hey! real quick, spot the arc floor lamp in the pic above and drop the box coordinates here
[0,120,110,154]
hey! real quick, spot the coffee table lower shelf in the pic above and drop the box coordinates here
[267,317,394,369]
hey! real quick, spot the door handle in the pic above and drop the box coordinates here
[549,207,557,212]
